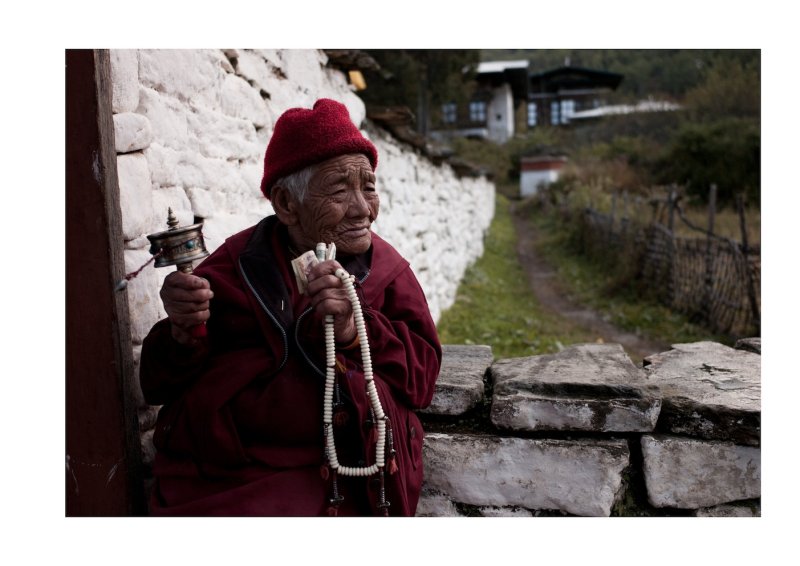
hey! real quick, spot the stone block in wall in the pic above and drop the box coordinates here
[478,506,534,517]
[141,87,263,162]
[137,87,195,153]
[220,73,272,129]
[124,249,160,344]
[240,162,264,196]
[422,345,492,416]
[146,143,253,199]
[233,50,285,122]
[694,502,760,517]
[117,153,154,240]
[641,435,760,509]
[234,50,277,91]
[735,337,761,355]
[144,143,181,188]
[113,112,153,154]
[110,49,139,113]
[644,341,761,446]
[235,50,355,120]
[278,49,331,105]
[490,343,661,433]
[185,186,225,223]
[152,186,194,230]
[138,50,228,109]
[423,432,629,517]
[188,106,262,161]
[415,490,461,517]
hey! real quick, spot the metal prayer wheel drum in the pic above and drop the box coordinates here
[147,208,210,338]
[147,208,209,273]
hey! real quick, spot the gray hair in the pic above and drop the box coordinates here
[272,163,318,203]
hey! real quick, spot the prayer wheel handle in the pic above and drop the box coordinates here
[147,208,210,338]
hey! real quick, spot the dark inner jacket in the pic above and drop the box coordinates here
[140,215,442,516]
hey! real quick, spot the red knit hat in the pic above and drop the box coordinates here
[260,98,378,199]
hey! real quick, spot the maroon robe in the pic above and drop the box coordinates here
[140,215,442,516]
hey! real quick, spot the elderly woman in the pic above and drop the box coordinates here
[139,99,442,516]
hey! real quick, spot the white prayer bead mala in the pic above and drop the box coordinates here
[316,243,388,479]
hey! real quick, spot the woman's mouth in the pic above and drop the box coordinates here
[341,226,369,238]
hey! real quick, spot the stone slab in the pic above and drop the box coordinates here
[138,49,227,110]
[423,432,629,517]
[110,49,139,113]
[695,502,760,517]
[478,506,533,517]
[490,343,660,432]
[117,152,154,240]
[415,490,461,517]
[219,73,272,128]
[123,249,160,344]
[422,344,492,416]
[735,337,761,355]
[114,112,153,153]
[641,435,760,509]
[643,341,760,445]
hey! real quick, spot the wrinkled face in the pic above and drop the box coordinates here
[293,153,379,256]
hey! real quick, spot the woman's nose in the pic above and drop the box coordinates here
[347,189,370,217]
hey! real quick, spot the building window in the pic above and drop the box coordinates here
[561,99,575,124]
[469,101,487,122]
[442,102,457,124]
[527,102,538,127]
[550,101,560,125]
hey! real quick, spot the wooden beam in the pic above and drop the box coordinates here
[66,49,145,516]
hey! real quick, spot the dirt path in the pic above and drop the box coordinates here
[511,203,670,364]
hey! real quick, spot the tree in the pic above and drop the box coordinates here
[657,118,760,205]
[360,50,480,134]
[684,56,760,120]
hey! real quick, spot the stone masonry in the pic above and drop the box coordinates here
[419,340,761,517]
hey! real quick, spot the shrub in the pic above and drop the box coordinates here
[656,117,760,205]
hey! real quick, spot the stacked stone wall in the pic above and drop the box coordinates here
[418,340,760,517]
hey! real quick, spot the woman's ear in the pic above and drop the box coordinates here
[271,185,298,225]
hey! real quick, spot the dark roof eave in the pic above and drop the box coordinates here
[529,66,624,90]
[477,66,530,100]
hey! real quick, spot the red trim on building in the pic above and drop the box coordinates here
[520,156,567,172]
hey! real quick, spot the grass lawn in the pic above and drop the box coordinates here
[436,192,731,362]
[436,193,596,359]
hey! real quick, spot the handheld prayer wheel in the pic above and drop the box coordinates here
[147,208,210,337]
[147,208,209,271]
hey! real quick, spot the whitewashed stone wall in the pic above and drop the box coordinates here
[109,49,494,441]
[367,124,495,322]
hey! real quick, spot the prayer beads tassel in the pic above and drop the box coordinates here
[385,418,398,475]
[316,242,392,516]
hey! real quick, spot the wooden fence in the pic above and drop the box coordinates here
[569,188,760,338]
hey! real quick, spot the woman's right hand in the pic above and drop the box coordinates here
[160,271,213,346]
